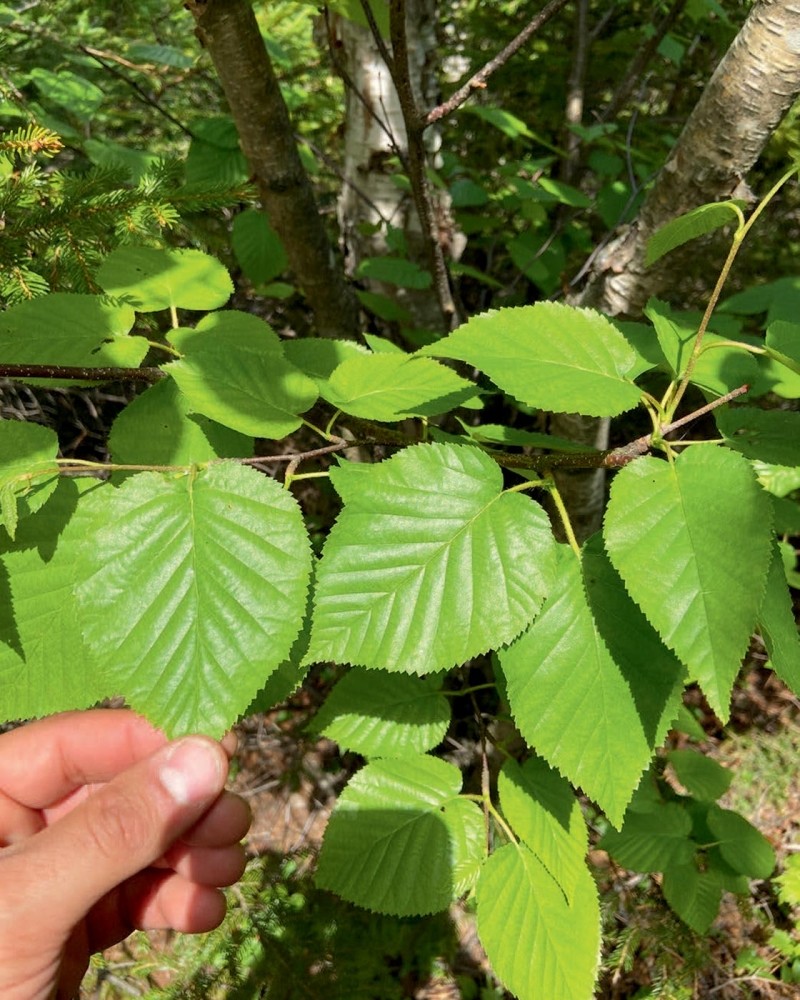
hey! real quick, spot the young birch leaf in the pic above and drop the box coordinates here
[320,353,475,421]
[476,844,600,1000]
[316,756,484,916]
[498,757,588,904]
[96,246,233,311]
[310,670,450,757]
[75,463,312,737]
[604,448,773,719]
[283,337,368,383]
[758,541,800,694]
[0,479,107,722]
[499,547,670,827]
[0,420,60,536]
[645,201,743,267]
[306,443,557,674]
[419,303,642,417]
[166,342,318,439]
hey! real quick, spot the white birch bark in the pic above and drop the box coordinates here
[333,0,460,331]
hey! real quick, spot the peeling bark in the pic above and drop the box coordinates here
[580,0,800,317]
[552,0,800,541]
[187,0,360,339]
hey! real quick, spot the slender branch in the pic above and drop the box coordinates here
[0,364,165,383]
[387,0,456,326]
[425,0,571,126]
[358,0,395,74]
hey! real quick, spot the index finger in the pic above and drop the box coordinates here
[0,709,168,809]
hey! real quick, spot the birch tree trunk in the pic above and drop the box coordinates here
[330,0,460,333]
[552,0,800,539]
[187,0,360,339]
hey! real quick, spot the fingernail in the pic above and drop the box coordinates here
[158,737,225,806]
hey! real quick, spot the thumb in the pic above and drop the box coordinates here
[12,736,228,931]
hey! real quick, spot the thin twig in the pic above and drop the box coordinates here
[0,364,165,383]
[425,0,571,126]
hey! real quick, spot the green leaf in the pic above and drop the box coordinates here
[29,68,104,121]
[0,420,59,536]
[231,209,288,285]
[421,303,642,418]
[667,749,732,801]
[361,333,406,355]
[0,293,145,373]
[306,443,557,674]
[752,460,800,498]
[315,756,484,916]
[96,246,233,312]
[109,378,252,467]
[166,336,318,440]
[498,757,588,903]
[717,407,800,466]
[282,337,368,382]
[355,289,413,324]
[644,300,757,395]
[171,310,285,355]
[599,803,695,871]
[355,257,432,290]
[662,862,722,933]
[775,856,800,908]
[758,542,800,695]
[537,176,592,208]
[0,479,108,722]
[320,353,475,421]
[311,670,450,757]
[476,844,600,1000]
[706,805,775,878]
[763,321,800,397]
[645,201,743,267]
[500,543,682,827]
[604,448,773,719]
[74,463,312,737]
[126,42,195,69]
[185,115,249,187]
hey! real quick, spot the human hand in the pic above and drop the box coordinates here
[0,709,251,1000]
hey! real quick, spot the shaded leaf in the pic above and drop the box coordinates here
[498,757,587,903]
[166,337,318,440]
[0,420,59,537]
[717,407,800,466]
[758,542,800,695]
[311,670,450,757]
[0,479,107,722]
[599,803,694,871]
[707,805,775,879]
[662,863,722,933]
[109,378,252,466]
[667,749,731,801]
[316,755,484,916]
[0,293,145,373]
[231,209,288,285]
